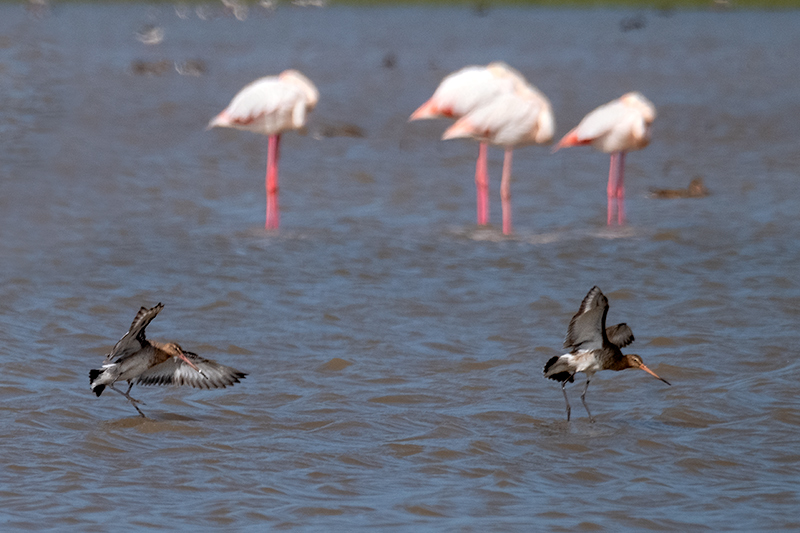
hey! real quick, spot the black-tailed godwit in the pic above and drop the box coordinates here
[89,303,246,417]
[543,286,670,422]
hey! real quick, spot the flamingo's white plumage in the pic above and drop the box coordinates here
[554,92,656,225]
[441,81,554,234]
[209,69,319,229]
[410,62,539,229]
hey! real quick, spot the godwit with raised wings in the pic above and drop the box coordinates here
[554,92,656,225]
[209,69,319,230]
[543,286,670,422]
[89,303,247,417]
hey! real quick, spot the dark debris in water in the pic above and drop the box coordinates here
[313,123,366,139]
[131,59,170,76]
[382,52,397,70]
[130,59,207,77]
[620,13,647,32]
[473,1,490,17]
[649,178,710,199]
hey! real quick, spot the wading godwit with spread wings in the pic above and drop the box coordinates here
[543,286,670,422]
[89,303,246,417]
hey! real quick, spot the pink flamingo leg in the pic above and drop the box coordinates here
[266,134,281,230]
[501,148,514,235]
[616,151,626,225]
[607,151,620,226]
[475,141,489,225]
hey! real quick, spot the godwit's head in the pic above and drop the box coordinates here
[625,354,671,385]
[280,69,319,110]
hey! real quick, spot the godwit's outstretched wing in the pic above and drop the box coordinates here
[563,286,608,352]
[136,351,247,389]
[105,303,164,363]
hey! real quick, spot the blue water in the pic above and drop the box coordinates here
[0,4,799,531]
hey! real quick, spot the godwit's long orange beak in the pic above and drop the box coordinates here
[639,363,671,386]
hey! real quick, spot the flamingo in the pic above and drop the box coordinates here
[409,62,534,227]
[554,92,656,225]
[208,69,319,230]
[89,303,247,417]
[440,85,554,235]
[543,286,670,422]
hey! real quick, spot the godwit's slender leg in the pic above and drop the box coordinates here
[501,148,514,235]
[560,381,571,422]
[475,142,489,226]
[266,134,281,230]
[616,151,626,225]
[108,383,146,417]
[580,379,595,423]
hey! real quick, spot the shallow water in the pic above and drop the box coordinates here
[1,3,799,531]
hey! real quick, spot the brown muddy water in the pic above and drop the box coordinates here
[1,3,799,531]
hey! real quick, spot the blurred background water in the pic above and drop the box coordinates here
[0,3,799,530]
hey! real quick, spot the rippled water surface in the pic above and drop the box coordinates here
[1,4,799,531]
